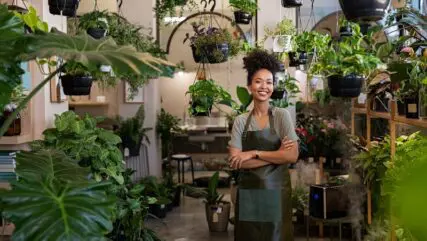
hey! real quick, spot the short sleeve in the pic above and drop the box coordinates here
[278,109,299,141]
[228,115,245,150]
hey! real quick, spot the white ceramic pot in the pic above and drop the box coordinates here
[273,35,292,53]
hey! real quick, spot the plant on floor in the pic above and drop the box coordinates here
[156,108,181,159]
[141,176,172,219]
[108,168,160,241]
[0,149,116,241]
[31,111,125,184]
[229,0,258,15]
[186,79,234,116]
[115,104,152,157]
[0,4,176,137]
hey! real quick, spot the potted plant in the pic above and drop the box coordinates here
[313,89,331,107]
[261,18,295,53]
[78,10,109,39]
[290,31,331,67]
[309,22,382,98]
[156,108,181,159]
[142,176,171,219]
[155,0,197,24]
[184,24,241,64]
[281,0,302,8]
[48,0,80,17]
[0,85,26,136]
[60,61,93,96]
[229,0,258,25]
[339,0,391,22]
[291,186,308,224]
[115,105,152,156]
[186,171,231,232]
[186,79,234,123]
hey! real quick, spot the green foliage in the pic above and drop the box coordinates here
[186,79,235,116]
[156,108,181,158]
[155,0,198,24]
[0,4,25,114]
[313,89,331,107]
[13,5,48,32]
[184,171,224,205]
[78,10,109,30]
[229,0,258,15]
[32,111,125,184]
[141,176,171,205]
[260,18,295,46]
[0,150,115,241]
[291,186,308,212]
[108,169,158,241]
[293,31,331,53]
[309,21,382,78]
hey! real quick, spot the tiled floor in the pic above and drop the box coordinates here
[146,189,349,241]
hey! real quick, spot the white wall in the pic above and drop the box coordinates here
[120,0,162,177]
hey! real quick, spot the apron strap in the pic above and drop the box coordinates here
[242,107,275,141]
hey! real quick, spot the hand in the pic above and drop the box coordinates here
[229,151,254,169]
[280,136,296,150]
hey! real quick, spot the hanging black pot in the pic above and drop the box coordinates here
[298,52,308,65]
[60,74,93,96]
[288,52,306,67]
[282,0,303,8]
[191,43,230,64]
[48,0,80,17]
[404,95,419,119]
[234,11,252,25]
[339,25,353,37]
[271,90,286,100]
[121,136,141,157]
[327,74,364,98]
[338,0,391,22]
[87,28,107,39]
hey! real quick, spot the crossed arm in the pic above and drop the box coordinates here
[228,137,299,169]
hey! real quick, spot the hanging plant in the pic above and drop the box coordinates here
[290,31,331,67]
[281,0,303,8]
[78,10,109,39]
[260,18,295,52]
[184,24,241,64]
[48,0,80,17]
[229,0,258,25]
[60,61,94,96]
[13,5,48,34]
[309,22,382,97]
[338,0,391,22]
[155,0,198,25]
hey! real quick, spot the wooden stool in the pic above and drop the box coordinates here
[171,154,195,184]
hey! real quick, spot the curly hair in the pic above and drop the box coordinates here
[243,49,282,85]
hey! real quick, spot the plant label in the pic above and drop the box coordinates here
[161,204,165,209]
[308,157,314,163]
[213,213,219,223]
[124,148,129,157]
[217,207,222,213]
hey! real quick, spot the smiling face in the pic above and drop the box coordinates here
[248,68,274,103]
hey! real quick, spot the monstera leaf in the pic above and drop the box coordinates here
[0,150,115,241]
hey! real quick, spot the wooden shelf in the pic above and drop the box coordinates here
[394,115,427,128]
[370,111,391,120]
[68,101,109,107]
[0,134,32,145]
[351,107,367,114]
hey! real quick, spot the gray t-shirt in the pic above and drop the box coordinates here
[229,108,299,150]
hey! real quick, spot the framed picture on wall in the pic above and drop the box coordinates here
[124,82,144,103]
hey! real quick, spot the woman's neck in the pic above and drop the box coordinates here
[252,101,269,117]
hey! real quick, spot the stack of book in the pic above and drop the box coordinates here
[0,151,16,183]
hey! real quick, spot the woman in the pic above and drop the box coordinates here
[228,49,299,241]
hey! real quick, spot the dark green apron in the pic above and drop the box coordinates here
[235,107,293,241]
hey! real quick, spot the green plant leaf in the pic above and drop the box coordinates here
[236,85,252,108]
[1,180,115,241]
[15,149,90,183]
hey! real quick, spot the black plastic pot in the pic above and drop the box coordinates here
[282,0,303,8]
[288,51,307,67]
[327,74,364,98]
[397,100,405,116]
[338,0,391,22]
[48,0,79,17]
[298,52,308,65]
[191,43,230,64]
[404,96,419,119]
[60,75,93,96]
[87,28,107,39]
[271,90,286,100]
[121,136,141,157]
[234,11,252,25]
[339,25,353,37]
[149,204,167,219]
[172,186,181,207]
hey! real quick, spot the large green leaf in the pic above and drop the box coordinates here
[236,86,252,108]
[15,149,89,183]
[2,181,115,241]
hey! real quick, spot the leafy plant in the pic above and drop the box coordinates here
[291,186,308,212]
[155,0,198,24]
[260,18,296,46]
[0,4,175,136]
[292,31,330,54]
[108,169,158,241]
[0,149,116,241]
[313,89,331,107]
[13,5,48,33]
[141,176,171,206]
[78,10,109,31]
[185,171,224,205]
[186,79,234,116]
[32,111,125,184]
[309,21,382,78]
[185,24,241,62]
[156,108,181,158]
[229,0,258,15]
